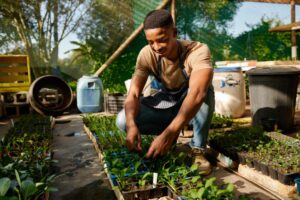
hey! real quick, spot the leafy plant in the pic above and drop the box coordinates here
[0,177,11,197]
[0,114,57,199]
[83,114,237,198]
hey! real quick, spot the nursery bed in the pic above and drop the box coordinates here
[207,148,298,198]
[84,121,287,200]
[84,124,176,200]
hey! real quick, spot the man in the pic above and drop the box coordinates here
[116,9,215,174]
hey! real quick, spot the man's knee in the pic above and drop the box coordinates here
[116,109,126,132]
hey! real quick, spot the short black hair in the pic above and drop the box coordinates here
[144,9,174,30]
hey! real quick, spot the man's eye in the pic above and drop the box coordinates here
[158,38,168,43]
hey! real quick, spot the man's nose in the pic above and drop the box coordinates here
[153,43,162,51]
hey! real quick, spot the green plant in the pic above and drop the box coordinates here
[138,172,152,187]
[0,114,57,199]
[210,113,233,129]
[0,177,11,197]
[84,114,237,198]
[68,81,77,92]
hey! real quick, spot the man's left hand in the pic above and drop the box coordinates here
[146,131,179,159]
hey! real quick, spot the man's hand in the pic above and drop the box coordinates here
[146,131,179,159]
[126,125,142,152]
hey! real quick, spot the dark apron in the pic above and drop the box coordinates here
[141,45,189,110]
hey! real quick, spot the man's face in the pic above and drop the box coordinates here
[144,26,177,59]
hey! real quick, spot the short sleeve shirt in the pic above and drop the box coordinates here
[133,40,212,90]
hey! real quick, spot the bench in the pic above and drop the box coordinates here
[0,55,32,116]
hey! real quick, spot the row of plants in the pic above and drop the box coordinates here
[208,127,300,185]
[210,113,234,129]
[0,114,57,200]
[82,114,249,200]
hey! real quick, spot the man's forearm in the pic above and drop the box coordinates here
[125,96,140,129]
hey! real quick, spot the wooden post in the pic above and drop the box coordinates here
[291,0,297,60]
[171,0,176,25]
[94,0,171,76]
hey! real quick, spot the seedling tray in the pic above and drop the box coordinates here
[122,186,168,200]
[236,151,299,185]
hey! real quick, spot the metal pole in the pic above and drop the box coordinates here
[291,0,297,60]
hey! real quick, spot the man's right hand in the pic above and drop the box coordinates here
[126,125,142,152]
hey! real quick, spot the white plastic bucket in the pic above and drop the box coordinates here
[212,67,246,118]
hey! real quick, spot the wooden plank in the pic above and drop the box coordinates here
[0,66,28,73]
[0,83,30,87]
[0,75,29,82]
[0,87,30,93]
[0,56,27,64]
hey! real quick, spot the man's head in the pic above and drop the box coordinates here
[144,9,174,30]
[143,9,177,60]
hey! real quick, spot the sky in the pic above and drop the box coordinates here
[58,2,300,59]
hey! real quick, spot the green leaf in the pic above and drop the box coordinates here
[226,183,234,192]
[205,177,216,188]
[20,179,36,198]
[197,187,206,199]
[14,170,21,187]
[46,174,57,182]
[191,176,200,183]
[190,164,198,172]
[216,189,228,197]
[45,186,58,192]
[35,182,44,187]
[0,177,11,196]
[190,188,199,198]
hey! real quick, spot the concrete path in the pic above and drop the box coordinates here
[50,114,116,200]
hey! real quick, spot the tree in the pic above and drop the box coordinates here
[229,18,292,61]
[0,0,91,77]
[176,0,240,62]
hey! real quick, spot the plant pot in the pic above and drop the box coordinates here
[237,152,246,165]
[277,171,299,185]
[167,186,186,200]
[259,162,269,176]
[226,149,238,161]
[245,158,254,168]
[268,166,278,180]
[253,160,261,171]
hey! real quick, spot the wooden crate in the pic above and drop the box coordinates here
[104,94,126,114]
[0,55,31,93]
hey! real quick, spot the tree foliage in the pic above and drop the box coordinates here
[176,0,240,62]
[0,0,91,77]
[229,18,293,61]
